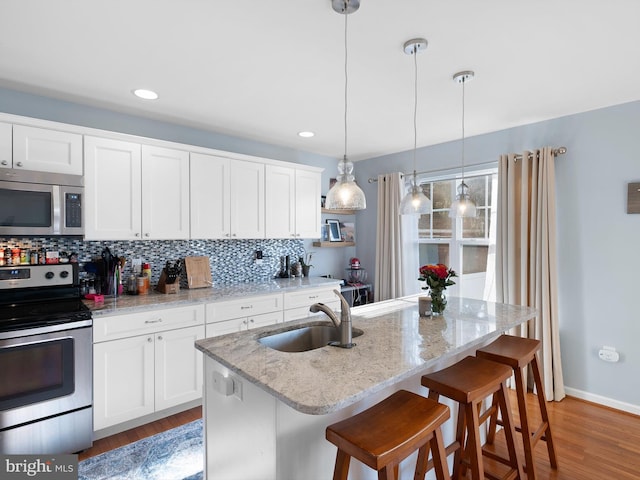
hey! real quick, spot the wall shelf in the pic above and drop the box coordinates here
[312,241,356,248]
[321,208,356,215]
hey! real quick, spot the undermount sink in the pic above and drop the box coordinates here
[258,324,363,353]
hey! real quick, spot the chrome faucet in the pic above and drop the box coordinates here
[309,289,355,348]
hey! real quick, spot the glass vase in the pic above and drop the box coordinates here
[430,288,447,315]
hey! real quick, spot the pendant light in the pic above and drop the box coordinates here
[399,38,432,215]
[449,70,477,218]
[325,0,367,211]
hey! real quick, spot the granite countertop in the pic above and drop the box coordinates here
[86,277,341,316]
[195,296,538,415]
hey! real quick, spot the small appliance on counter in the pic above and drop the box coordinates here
[345,257,367,285]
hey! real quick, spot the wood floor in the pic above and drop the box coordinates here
[78,396,640,479]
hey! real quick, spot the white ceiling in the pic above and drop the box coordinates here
[1,0,639,161]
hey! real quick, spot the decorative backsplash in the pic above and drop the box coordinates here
[0,237,306,286]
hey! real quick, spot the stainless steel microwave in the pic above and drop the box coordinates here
[0,169,84,236]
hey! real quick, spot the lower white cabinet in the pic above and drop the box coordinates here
[205,294,283,337]
[93,305,205,431]
[283,286,341,322]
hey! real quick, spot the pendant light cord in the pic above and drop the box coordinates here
[343,2,348,161]
[461,77,466,181]
[412,44,418,179]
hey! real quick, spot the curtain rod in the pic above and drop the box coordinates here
[367,146,567,183]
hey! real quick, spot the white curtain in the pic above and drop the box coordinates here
[374,173,418,301]
[496,147,565,401]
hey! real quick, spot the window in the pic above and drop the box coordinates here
[417,170,497,300]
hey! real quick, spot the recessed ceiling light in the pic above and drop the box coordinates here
[298,131,315,138]
[133,89,159,100]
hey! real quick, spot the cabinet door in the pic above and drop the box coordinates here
[206,316,249,337]
[93,334,155,430]
[247,311,283,329]
[141,145,190,239]
[190,152,231,239]
[13,125,82,175]
[265,165,295,238]
[230,160,265,239]
[295,169,322,238]
[0,122,11,169]
[155,325,205,411]
[84,136,142,240]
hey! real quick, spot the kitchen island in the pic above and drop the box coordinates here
[195,296,537,480]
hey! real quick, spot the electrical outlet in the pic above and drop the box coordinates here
[598,346,620,363]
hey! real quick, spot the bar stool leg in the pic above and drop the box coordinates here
[333,449,351,480]
[513,361,536,479]
[531,355,558,469]
[464,402,484,480]
[497,380,525,480]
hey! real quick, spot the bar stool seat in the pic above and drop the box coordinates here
[420,356,524,480]
[326,389,451,480]
[476,335,558,479]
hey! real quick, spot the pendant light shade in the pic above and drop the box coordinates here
[325,156,367,210]
[450,70,477,218]
[325,0,366,211]
[399,38,431,216]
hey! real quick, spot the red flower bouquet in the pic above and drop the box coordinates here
[418,264,457,314]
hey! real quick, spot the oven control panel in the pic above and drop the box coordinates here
[0,264,76,289]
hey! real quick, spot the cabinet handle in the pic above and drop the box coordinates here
[157,335,163,341]
[1,160,7,166]
[135,233,140,237]
[147,337,153,343]
[145,318,163,324]
[225,233,230,237]
[15,161,23,167]
[309,295,318,299]
[240,305,253,310]
[145,233,150,237]
[249,319,255,324]
[232,233,237,237]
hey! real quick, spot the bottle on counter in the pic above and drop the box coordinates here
[142,263,152,291]
[0,248,5,266]
[11,248,20,265]
[137,274,148,295]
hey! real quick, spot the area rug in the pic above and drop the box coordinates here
[78,419,203,480]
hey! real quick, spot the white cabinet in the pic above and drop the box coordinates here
[230,159,265,239]
[84,136,189,240]
[0,122,11,168]
[283,286,341,322]
[84,136,142,240]
[190,153,265,239]
[265,166,321,239]
[93,305,205,431]
[205,293,282,337]
[141,145,190,240]
[1,124,82,175]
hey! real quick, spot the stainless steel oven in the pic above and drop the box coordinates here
[0,264,93,454]
[0,169,84,236]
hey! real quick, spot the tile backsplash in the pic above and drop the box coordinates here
[0,237,306,286]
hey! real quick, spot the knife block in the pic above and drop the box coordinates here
[156,271,180,294]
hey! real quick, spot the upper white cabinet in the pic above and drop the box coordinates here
[190,152,230,239]
[84,136,189,240]
[190,152,265,239]
[230,159,265,239]
[1,124,82,175]
[265,165,321,239]
[0,122,11,168]
[84,136,142,240]
[141,145,190,240]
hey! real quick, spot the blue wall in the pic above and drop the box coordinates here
[355,100,640,412]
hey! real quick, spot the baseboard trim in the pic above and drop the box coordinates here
[564,387,640,416]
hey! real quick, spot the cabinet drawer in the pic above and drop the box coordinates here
[283,300,340,322]
[283,287,339,310]
[206,294,282,323]
[93,304,205,343]
[205,310,283,338]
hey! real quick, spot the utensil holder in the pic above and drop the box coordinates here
[157,271,180,294]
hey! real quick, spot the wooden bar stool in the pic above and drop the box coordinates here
[326,389,451,480]
[420,356,524,480]
[476,335,558,479]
